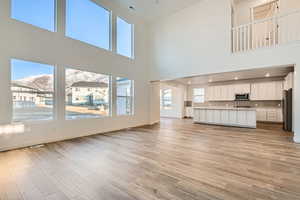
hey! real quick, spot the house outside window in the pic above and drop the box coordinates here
[65,68,111,120]
[116,77,134,115]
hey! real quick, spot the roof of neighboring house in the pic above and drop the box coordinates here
[71,81,108,88]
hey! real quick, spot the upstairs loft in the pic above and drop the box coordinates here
[232,0,300,53]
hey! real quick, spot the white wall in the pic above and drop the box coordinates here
[149,81,161,124]
[0,0,151,151]
[160,82,185,118]
[149,0,300,142]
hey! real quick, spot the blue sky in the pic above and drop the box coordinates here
[11,59,54,80]
[66,0,110,50]
[11,0,132,79]
[11,0,55,32]
[117,17,132,58]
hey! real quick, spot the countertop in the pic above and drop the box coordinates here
[193,106,257,111]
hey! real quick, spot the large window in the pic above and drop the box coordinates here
[66,0,110,50]
[11,0,56,32]
[65,68,110,119]
[161,89,172,109]
[11,59,54,122]
[117,17,133,58]
[193,88,205,103]
[116,77,134,115]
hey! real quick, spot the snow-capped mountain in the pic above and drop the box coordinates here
[65,69,108,88]
[13,74,54,91]
[13,69,108,92]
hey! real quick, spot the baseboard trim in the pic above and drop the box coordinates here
[0,122,150,152]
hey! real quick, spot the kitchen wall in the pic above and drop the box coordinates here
[149,0,300,141]
[186,77,285,107]
[0,0,151,151]
[160,82,186,119]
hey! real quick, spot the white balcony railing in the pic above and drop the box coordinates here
[232,9,300,53]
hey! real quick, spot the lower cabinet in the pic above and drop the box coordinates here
[256,108,283,122]
[194,108,256,128]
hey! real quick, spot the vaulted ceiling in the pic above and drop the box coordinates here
[111,0,202,21]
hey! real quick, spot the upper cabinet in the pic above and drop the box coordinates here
[234,83,250,94]
[207,83,250,101]
[250,81,283,101]
[206,81,283,101]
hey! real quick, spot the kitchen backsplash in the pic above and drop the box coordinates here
[192,100,282,108]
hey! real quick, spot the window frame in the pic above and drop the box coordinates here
[116,16,134,59]
[193,88,205,103]
[65,67,112,120]
[10,0,57,32]
[161,89,172,109]
[65,0,112,51]
[116,78,134,116]
[10,58,57,123]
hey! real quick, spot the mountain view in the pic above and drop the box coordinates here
[12,69,109,92]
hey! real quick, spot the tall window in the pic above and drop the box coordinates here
[116,77,134,115]
[66,0,111,50]
[117,17,133,58]
[11,59,54,122]
[11,0,56,32]
[193,88,205,103]
[161,89,172,109]
[65,68,110,119]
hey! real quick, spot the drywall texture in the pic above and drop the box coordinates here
[0,0,151,151]
[149,0,300,142]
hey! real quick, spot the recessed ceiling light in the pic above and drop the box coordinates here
[129,5,135,10]
[187,81,192,85]
[208,79,212,83]
[234,77,239,80]
[265,73,270,77]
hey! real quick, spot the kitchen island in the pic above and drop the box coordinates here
[193,107,256,128]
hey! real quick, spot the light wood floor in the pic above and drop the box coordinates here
[0,118,300,200]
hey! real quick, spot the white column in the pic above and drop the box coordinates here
[149,81,161,124]
[294,62,300,143]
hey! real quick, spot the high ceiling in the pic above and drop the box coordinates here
[111,0,202,21]
[172,66,294,85]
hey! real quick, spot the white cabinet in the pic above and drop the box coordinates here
[207,83,250,101]
[256,108,283,122]
[220,110,229,124]
[207,81,283,101]
[234,84,250,94]
[207,110,214,123]
[213,110,221,124]
[251,81,283,100]
[194,108,256,128]
[228,110,237,125]
[247,111,257,126]
[199,109,206,122]
[237,111,248,126]
[256,109,267,121]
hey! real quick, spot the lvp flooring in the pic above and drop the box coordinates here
[0,118,300,200]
